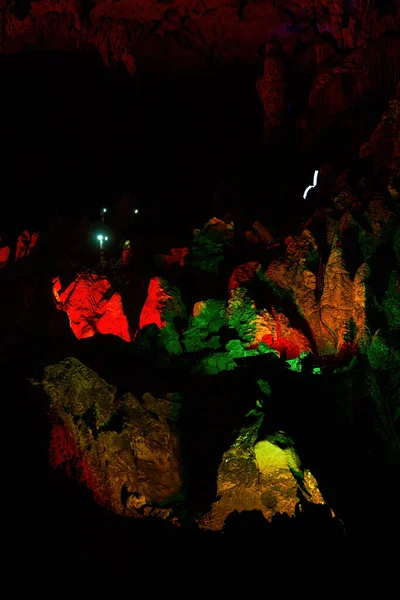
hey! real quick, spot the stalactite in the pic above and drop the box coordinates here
[88,15,141,74]
[256,40,286,142]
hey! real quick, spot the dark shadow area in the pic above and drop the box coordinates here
[367,240,398,305]
[1,50,263,194]
[341,226,365,280]
[178,370,259,515]
[306,212,330,265]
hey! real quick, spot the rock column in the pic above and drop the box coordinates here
[256,41,286,142]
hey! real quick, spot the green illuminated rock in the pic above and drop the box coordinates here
[185,217,234,274]
[183,299,226,353]
[226,288,258,345]
[367,332,400,372]
[191,338,259,375]
[159,323,183,356]
[257,379,271,397]
[286,351,309,372]
[382,271,400,332]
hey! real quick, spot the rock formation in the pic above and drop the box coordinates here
[201,422,329,531]
[52,273,131,341]
[0,243,10,268]
[138,276,186,355]
[15,230,39,261]
[43,357,183,518]
[256,40,286,142]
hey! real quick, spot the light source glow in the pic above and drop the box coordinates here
[303,170,319,199]
[97,235,103,241]
[134,209,139,214]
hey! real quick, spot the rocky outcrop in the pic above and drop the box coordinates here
[251,221,275,247]
[263,228,365,357]
[154,247,188,269]
[121,247,134,267]
[52,273,131,341]
[309,38,400,130]
[42,357,183,517]
[39,357,333,529]
[200,418,329,532]
[360,83,400,199]
[139,276,186,355]
[185,217,234,274]
[226,283,311,358]
[256,41,286,142]
[15,230,39,261]
[0,244,10,268]
[183,299,227,354]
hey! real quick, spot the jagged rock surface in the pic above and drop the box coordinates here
[15,230,39,261]
[52,273,131,341]
[42,357,183,518]
[201,418,329,531]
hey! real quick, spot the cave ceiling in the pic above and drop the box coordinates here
[1,1,399,74]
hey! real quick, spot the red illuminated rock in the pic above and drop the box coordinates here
[314,37,337,67]
[49,422,107,507]
[52,273,131,341]
[15,230,39,261]
[138,277,187,355]
[139,276,186,330]
[0,244,10,268]
[154,247,188,268]
[226,283,311,359]
[229,261,261,294]
[43,357,183,518]
[256,41,286,142]
[122,247,134,267]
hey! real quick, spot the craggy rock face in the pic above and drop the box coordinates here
[43,357,183,518]
[0,245,10,268]
[15,231,39,261]
[40,357,329,529]
[52,273,131,341]
[200,420,329,531]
